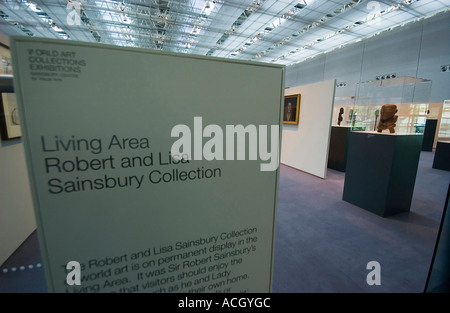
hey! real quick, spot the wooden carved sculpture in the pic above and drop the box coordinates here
[377,104,398,133]
[337,107,344,126]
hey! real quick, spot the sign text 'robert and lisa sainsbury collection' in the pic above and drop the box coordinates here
[10,37,285,293]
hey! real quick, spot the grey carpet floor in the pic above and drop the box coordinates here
[273,151,450,292]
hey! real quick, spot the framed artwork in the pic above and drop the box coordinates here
[0,44,13,75]
[283,94,301,125]
[0,92,21,140]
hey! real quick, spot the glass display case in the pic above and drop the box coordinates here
[332,96,355,127]
[438,100,450,141]
[348,76,432,134]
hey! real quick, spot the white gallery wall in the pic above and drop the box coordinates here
[281,79,336,179]
[0,140,36,266]
[285,11,450,103]
[0,34,36,266]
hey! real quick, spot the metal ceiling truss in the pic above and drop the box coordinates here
[272,0,426,65]
[0,0,448,65]
[254,0,366,61]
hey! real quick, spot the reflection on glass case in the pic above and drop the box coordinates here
[438,100,450,141]
[347,76,432,134]
[332,96,355,128]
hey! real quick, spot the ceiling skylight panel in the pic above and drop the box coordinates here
[386,9,416,21]
[95,1,133,25]
[349,24,377,36]
[410,0,448,15]
[253,0,366,61]
[205,0,270,56]
[20,0,71,39]
[181,0,222,53]
[228,1,309,58]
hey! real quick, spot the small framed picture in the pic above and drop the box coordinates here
[0,92,21,140]
[0,44,13,75]
[283,94,301,125]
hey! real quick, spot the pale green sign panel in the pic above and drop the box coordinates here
[11,37,284,293]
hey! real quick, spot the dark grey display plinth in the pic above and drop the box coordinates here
[433,141,450,171]
[425,182,450,293]
[422,119,438,151]
[327,126,351,172]
[0,76,14,92]
[343,131,423,217]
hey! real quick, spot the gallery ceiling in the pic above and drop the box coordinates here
[1,0,449,66]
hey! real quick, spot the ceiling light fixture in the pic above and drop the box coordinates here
[256,0,365,61]
[0,10,35,37]
[95,0,145,43]
[182,0,220,53]
[22,0,71,40]
[228,1,308,58]
[271,0,422,64]
[206,0,268,56]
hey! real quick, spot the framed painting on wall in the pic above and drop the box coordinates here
[283,94,301,125]
[0,92,21,140]
[0,44,13,75]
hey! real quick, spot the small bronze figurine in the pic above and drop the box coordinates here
[337,107,344,126]
[377,104,398,133]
